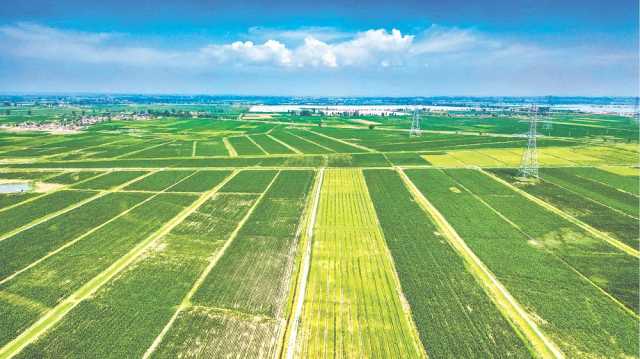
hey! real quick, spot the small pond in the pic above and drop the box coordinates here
[0,182,33,194]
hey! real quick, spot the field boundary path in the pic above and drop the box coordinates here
[113,140,173,159]
[222,137,237,157]
[479,169,640,258]
[279,168,324,359]
[267,134,302,154]
[0,170,106,214]
[0,170,200,286]
[452,173,640,319]
[540,174,639,220]
[246,135,268,155]
[304,128,376,153]
[285,131,336,153]
[42,139,128,160]
[397,168,563,359]
[141,171,280,358]
[0,170,158,242]
[0,170,239,359]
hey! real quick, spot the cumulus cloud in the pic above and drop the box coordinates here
[246,26,351,44]
[201,40,292,66]
[0,22,634,74]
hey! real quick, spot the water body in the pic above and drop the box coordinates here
[0,182,32,194]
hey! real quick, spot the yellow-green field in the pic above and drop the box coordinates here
[293,169,425,358]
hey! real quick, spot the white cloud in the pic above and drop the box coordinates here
[295,37,337,67]
[0,22,635,76]
[201,40,292,66]
[246,26,351,44]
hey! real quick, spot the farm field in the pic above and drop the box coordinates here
[0,108,637,359]
[292,169,424,358]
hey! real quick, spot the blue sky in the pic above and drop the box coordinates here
[0,0,637,96]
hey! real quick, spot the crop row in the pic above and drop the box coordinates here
[124,170,195,191]
[0,190,96,235]
[295,169,424,358]
[0,171,63,180]
[363,169,532,358]
[194,139,228,156]
[227,136,265,156]
[0,193,196,347]
[154,171,313,357]
[72,171,149,190]
[191,170,313,316]
[491,168,639,248]
[445,169,638,312]
[249,134,295,155]
[167,170,232,192]
[219,169,278,193]
[16,193,259,358]
[84,140,166,159]
[326,153,391,167]
[270,130,332,154]
[539,167,638,217]
[6,155,329,169]
[0,192,150,282]
[125,141,194,159]
[405,168,639,358]
[288,129,365,153]
[46,171,104,184]
[566,167,639,195]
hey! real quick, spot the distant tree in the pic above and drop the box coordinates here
[368,124,376,130]
[5,109,9,116]
[27,110,32,116]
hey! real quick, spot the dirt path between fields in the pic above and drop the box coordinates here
[480,169,639,258]
[141,171,280,359]
[397,168,563,359]
[0,170,157,243]
[0,171,236,359]
[280,168,324,359]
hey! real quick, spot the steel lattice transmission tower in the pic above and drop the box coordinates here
[409,109,422,137]
[519,105,540,179]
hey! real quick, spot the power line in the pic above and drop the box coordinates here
[409,109,422,137]
[518,105,539,179]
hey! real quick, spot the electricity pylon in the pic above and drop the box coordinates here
[518,105,539,179]
[409,109,421,137]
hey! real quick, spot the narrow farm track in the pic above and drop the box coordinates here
[285,131,336,152]
[0,170,156,242]
[0,170,200,287]
[397,168,563,359]
[280,168,324,359]
[141,171,280,358]
[268,134,302,154]
[222,137,237,157]
[541,173,639,220]
[480,169,640,258]
[113,140,173,159]
[293,169,425,358]
[42,139,128,160]
[246,135,268,155]
[573,173,640,198]
[0,171,106,214]
[452,175,640,319]
[0,170,238,359]
[304,128,376,153]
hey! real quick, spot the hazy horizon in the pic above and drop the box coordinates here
[1,0,638,96]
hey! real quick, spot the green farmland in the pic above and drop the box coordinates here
[0,108,638,359]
